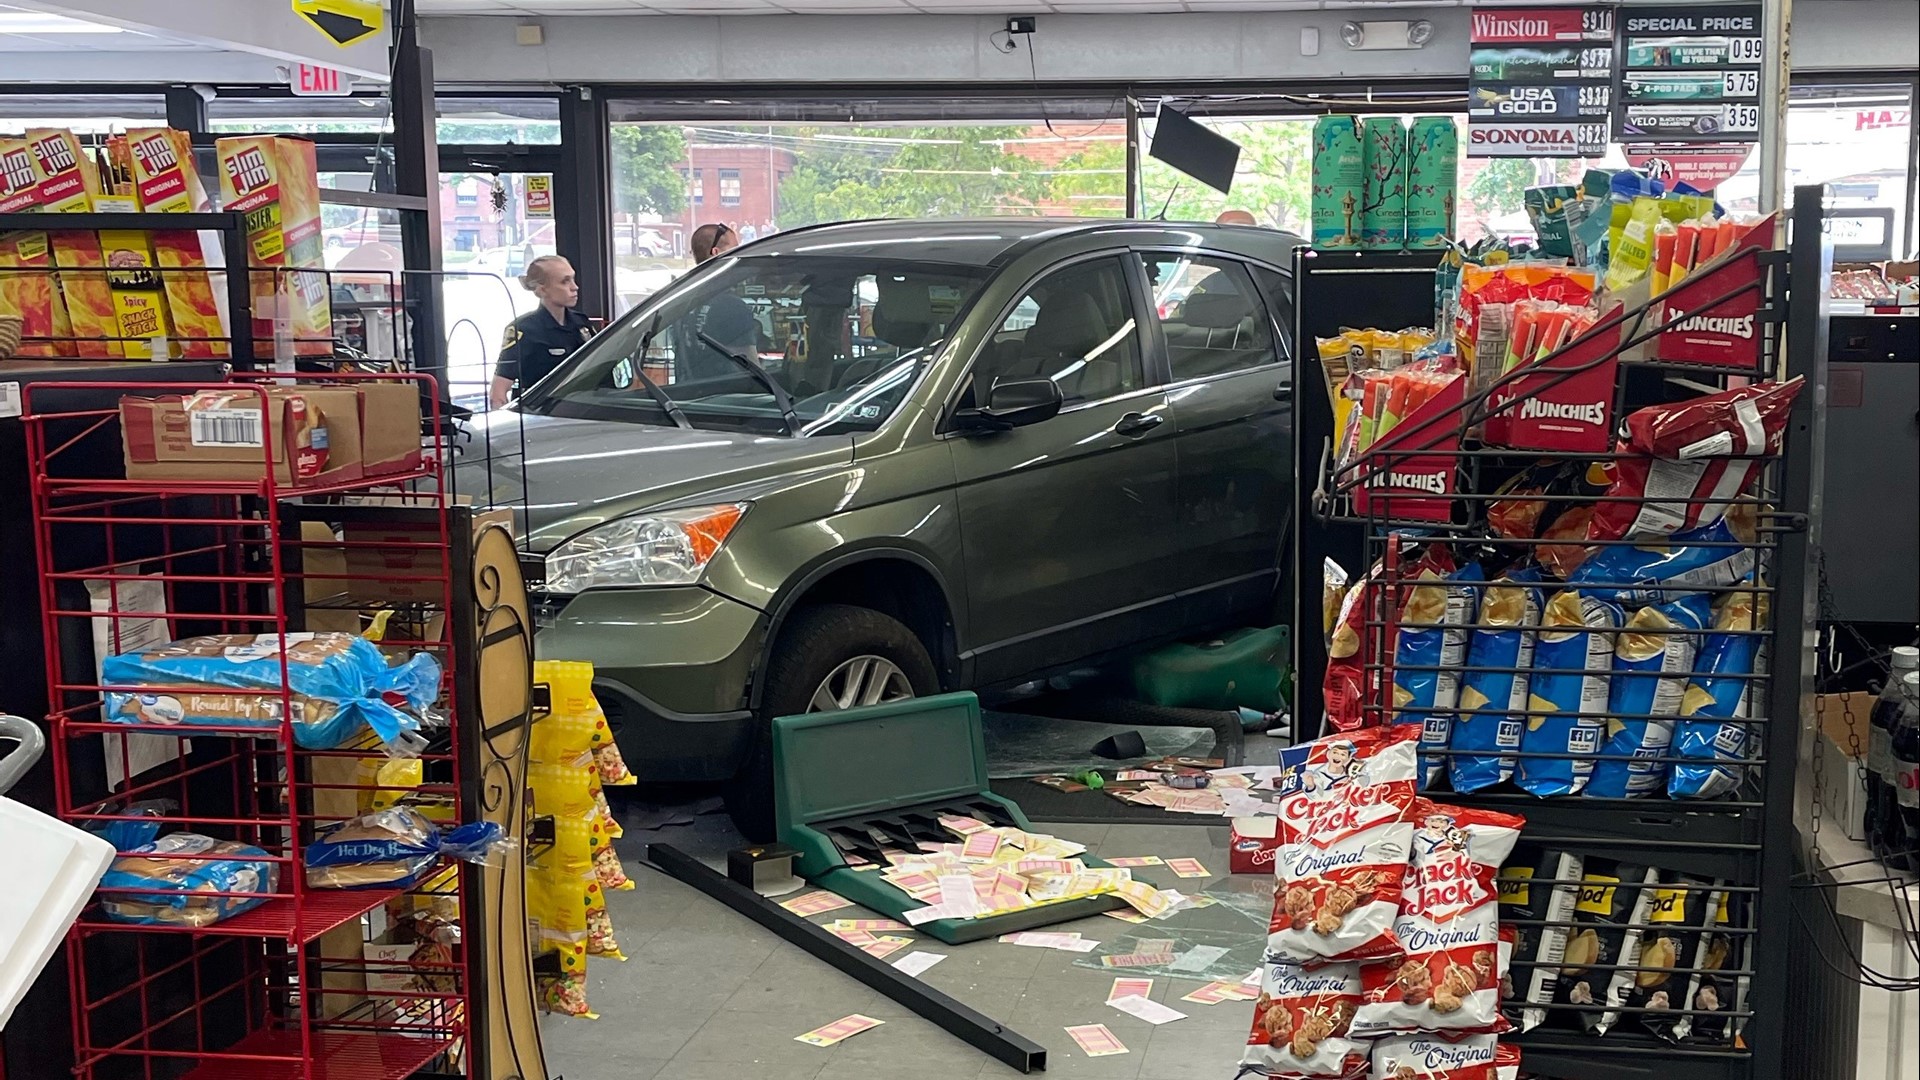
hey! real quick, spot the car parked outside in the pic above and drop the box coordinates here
[458,218,1298,838]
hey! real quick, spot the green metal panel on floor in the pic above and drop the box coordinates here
[772,691,1125,944]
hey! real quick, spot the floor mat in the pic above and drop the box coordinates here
[989,776,1225,826]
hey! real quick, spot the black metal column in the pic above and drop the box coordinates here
[392,0,445,380]
[556,87,613,321]
[1124,95,1140,219]
[164,85,208,135]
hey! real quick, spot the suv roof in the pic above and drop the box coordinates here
[741,217,1304,269]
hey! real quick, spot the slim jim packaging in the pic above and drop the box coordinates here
[216,136,332,359]
[27,128,120,358]
[0,136,74,357]
[1360,117,1408,250]
[126,128,228,359]
[1311,115,1365,250]
[1405,117,1458,249]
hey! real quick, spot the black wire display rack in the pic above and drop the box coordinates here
[1287,187,1834,1080]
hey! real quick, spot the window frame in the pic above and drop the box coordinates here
[938,248,1162,434]
[1132,249,1287,388]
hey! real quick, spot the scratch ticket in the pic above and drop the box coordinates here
[1107,977,1154,1002]
[1164,858,1210,878]
[1105,856,1163,867]
[1064,1023,1128,1057]
[795,1014,884,1047]
[779,891,854,917]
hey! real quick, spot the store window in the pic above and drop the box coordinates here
[691,169,705,205]
[0,92,164,133]
[719,168,743,206]
[208,93,394,134]
[973,258,1143,406]
[1138,255,1279,380]
[437,95,561,146]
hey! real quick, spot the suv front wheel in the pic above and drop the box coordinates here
[725,603,939,841]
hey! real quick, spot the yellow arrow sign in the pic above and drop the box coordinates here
[292,0,384,48]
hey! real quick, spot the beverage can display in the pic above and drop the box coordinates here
[1311,115,1365,250]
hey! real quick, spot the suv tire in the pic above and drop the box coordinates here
[725,603,938,842]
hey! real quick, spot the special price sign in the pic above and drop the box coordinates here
[1468,6,1615,158]
[1614,4,1764,144]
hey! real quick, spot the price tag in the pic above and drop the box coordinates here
[1722,70,1761,97]
[0,381,20,419]
[1722,103,1761,133]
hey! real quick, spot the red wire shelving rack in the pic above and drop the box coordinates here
[22,373,474,1080]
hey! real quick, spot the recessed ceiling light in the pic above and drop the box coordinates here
[0,13,127,34]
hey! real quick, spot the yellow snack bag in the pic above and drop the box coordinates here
[536,941,596,1019]
[1605,198,1662,293]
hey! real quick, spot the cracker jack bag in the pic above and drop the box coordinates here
[1450,570,1544,793]
[1326,559,1388,733]
[1686,891,1749,1046]
[1393,560,1482,788]
[1668,589,1768,799]
[1571,519,1756,606]
[1515,592,1622,796]
[1552,860,1658,1035]
[1497,846,1584,1033]
[1353,801,1521,1037]
[1587,593,1713,799]
[1369,1033,1502,1080]
[1495,1043,1522,1080]
[1627,876,1722,1044]
[1271,726,1419,964]
[1242,960,1369,1078]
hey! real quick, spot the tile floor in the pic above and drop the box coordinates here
[542,813,1261,1080]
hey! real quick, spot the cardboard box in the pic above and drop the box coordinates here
[356,382,424,478]
[1813,691,1877,844]
[121,387,365,487]
[0,136,74,358]
[1229,817,1283,874]
[343,508,513,603]
[27,129,121,359]
[125,128,228,360]
[215,136,332,359]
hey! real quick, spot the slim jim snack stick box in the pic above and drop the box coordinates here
[126,128,228,359]
[27,128,122,358]
[0,136,75,357]
[216,136,332,359]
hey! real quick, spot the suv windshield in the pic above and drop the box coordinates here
[523,255,990,436]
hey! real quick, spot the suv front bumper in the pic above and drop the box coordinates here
[535,585,767,783]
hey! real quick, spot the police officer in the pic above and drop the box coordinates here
[490,255,594,409]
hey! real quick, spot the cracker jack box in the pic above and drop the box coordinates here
[1656,215,1777,368]
[0,136,75,358]
[120,387,366,487]
[126,128,228,360]
[26,128,121,359]
[1229,817,1284,874]
[215,136,332,359]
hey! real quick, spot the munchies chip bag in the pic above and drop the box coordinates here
[1270,726,1419,964]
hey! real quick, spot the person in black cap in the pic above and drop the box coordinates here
[490,255,594,408]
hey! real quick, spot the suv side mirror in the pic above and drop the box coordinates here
[956,376,1063,431]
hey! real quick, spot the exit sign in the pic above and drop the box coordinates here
[292,63,350,96]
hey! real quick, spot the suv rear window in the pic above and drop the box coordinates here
[1138,254,1280,380]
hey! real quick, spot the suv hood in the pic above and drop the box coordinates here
[451,411,854,552]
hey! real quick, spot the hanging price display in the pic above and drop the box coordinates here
[1467,6,1615,157]
[1614,4,1764,144]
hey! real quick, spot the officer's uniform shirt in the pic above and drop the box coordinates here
[496,307,594,391]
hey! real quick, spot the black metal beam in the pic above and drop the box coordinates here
[646,843,1047,1074]
[164,84,208,135]
[391,0,445,382]
[318,188,432,212]
[556,87,613,321]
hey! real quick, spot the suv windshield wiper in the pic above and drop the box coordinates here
[630,313,694,429]
[697,330,801,436]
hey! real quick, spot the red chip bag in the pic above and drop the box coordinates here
[1352,801,1523,1037]
[1495,1043,1522,1080]
[1622,378,1802,458]
[1368,1033,1502,1080]
[1270,728,1419,964]
[1241,961,1369,1078]
[1325,561,1386,733]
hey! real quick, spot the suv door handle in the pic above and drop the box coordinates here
[1272,384,1293,401]
[1113,412,1165,437]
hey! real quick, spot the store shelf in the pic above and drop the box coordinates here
[175,1030,452,1080]
[1512,1030,1751,1080]
[38,465,441,502]
[78,888,404,945]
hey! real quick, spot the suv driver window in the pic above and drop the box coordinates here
[1138,254,1278,380]
[969,257,1143,406]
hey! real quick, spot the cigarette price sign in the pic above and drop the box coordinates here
[1614,4,1764,144]
[1468,6,1615,157]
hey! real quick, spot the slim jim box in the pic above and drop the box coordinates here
[26,128,122,358]
[126,128,228,360]
[0,136,74,357]
[216,136,332,359]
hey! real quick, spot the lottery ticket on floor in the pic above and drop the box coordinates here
[795,1014,883,1047]
[1065,1023,1129,1057]
[1108,977,1154,1002]
[1165,858,1211,878]
[780,891,853,917]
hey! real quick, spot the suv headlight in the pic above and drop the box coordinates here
[544,503,746,593]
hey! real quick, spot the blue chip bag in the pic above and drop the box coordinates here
[102,632,437,752]
[1450,569,1544,793]
[98,833,279,927]
[1516,591,1622,796]
[1588,594,1713,799]
[1570,520,1756,607]
[1393,561,1481,789]
[1669,590,1768,800]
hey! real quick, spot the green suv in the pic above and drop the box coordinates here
[463,219,1296,837]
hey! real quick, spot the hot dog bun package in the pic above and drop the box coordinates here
[98,833,279,927]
